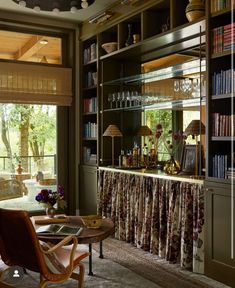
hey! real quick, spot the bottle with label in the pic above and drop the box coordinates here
[119,150,125,167]
[150,144,156,167]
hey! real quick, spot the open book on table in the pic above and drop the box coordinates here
[36,224,83,236]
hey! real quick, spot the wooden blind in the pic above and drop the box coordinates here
[0,62,72,106]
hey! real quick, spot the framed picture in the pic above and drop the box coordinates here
[181,145,197,174]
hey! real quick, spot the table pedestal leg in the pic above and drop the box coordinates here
[88,244,93,276]
[99,241,104,259]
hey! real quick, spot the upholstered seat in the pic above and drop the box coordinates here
[0,208,89,287]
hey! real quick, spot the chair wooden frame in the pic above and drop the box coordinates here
[0,208,89,288]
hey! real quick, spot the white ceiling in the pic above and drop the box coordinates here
[0,0,118,23]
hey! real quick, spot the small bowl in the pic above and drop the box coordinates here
[101,42,117,54]
[81,215,102,229]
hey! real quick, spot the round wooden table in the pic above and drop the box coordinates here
[33,215,114,275]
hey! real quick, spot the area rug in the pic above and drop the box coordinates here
[0,245,160,288]
[0,240,229,288]
[92,238,230,288]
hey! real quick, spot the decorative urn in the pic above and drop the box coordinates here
[185,0,205,22]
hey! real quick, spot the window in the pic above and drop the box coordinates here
[0,104,57,211]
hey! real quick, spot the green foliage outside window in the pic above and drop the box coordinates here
[145,109,172,161]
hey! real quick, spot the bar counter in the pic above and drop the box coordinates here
[98,166,204,274]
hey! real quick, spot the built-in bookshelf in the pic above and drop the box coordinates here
[207,0,234,180]
[81,37,98,166]
[205,4,235,286]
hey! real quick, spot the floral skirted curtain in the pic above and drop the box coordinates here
[98,170,204,274]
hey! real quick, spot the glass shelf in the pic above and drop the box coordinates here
[101,59,206,86]
[103,96,205,112]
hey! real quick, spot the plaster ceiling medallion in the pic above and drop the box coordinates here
[12,0,95,13]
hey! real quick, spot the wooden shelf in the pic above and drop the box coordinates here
[83,59,97,66]
[100,19,205,62]
[211,50,234,59]
[211,136,233,141]
[83,137,97,141]
[83,112,97,116]
[212,93,234,100]
[211,7,232,18]
[83,86,97,91]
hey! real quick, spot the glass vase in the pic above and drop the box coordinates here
[125,24,133,47]
[164,156,180,175]
[45,206,56,218]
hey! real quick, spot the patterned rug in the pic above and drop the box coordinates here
[0,239,230,288]
[92,238,230,288]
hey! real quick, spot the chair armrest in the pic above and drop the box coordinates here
[40,235,78,273]
[42,235,77,254]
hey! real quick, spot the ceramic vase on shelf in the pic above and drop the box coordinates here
[185,0,205,22]
[163,156,180,175]
[45,206,56,218]
[125,24,133,46]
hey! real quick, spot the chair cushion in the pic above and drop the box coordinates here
[40,242,66,274]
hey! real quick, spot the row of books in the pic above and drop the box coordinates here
[212,23,235,54]
[84,71,97,88]
[212,69,234,95]
[83,42,97,64]
[83,97,97,113]
[212,154,229,178]
[83,147,97,164]
[210,0,232,13]
[212,113,235,136]
[83,122,97,138]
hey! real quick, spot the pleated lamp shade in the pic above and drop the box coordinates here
[103,125,122,167]
[103,125,122,137]
[137,125,152,136]
[185,120,205,136]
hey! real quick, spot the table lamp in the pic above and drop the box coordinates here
[137,125,152,143]
[185,119,205,175]
[103,125,122,167]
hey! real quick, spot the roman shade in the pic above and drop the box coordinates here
[0,61,72,106]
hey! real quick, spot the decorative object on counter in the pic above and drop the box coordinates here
[103,125,123,167]
[16,162,23,174]
[185,0,205,22]
[125,24,133,46]
[133,34,140,44]
[181,145,198,175]
[185,119,205,175]
[101,42,118,54]
[35,185,66,218]
[36,171,44,182]
[45,206,56,218]
[163,129,187,174]
[164,155,181,175]
[81,215,103,229]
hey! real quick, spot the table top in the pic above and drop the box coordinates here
[32,215,114,244]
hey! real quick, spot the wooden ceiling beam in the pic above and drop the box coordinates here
[14,35,45,60]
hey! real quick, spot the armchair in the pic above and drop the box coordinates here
[0,208,89,288]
